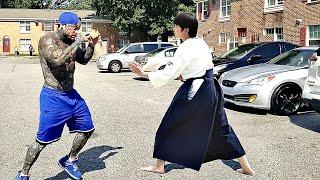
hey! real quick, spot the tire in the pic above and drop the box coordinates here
[271,83,302,116]
[158,65,166,70]
[108,60,122,73]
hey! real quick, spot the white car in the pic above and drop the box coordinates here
[302,47,320,112]
[96,42,175,73]
[135,47,178,72]
[219,46,318,115]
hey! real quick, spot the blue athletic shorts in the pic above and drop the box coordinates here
[36,86,95,144]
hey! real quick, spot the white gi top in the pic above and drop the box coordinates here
[148,37,213,88]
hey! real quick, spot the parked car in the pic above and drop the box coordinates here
[302,47,320,112]
[213,42,299,78]
[135,47,178,72]
[96,42,176,73]
[219,46,318,115]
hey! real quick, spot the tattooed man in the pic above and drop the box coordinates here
[14,12,99,180]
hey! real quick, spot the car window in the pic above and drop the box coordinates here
[220,44,257,59]
[253,43,280,60]
[146,48,167,57]
[269,49,315,67]
[143,44,159,52]
[161,43,174,48]
[117,44,130,53]
[127,44,143,53]
[164,48,177,57]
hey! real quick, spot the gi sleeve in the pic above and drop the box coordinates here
[148,48,190,88]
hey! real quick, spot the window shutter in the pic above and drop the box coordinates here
[51,22,54,31]
[300,27,306,46]
[299,0,307,2]
[41,21,44,31]
[251,35,254,43]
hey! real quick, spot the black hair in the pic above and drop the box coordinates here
[173,12,198,38]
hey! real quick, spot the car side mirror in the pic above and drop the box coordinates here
[248,55,262,63]
[124,50,130,54]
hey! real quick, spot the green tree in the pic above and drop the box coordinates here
[53,0,94,10]
[93,0,195,41]
[0,0,51,8]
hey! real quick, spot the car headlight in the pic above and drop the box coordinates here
[245,75,275,86]
[97,57,103,62]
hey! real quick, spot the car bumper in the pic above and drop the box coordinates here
[221,83,271,110]
[96,61,108,70]
[302,86,320,111]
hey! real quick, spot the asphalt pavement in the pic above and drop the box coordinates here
[0,57,319,179]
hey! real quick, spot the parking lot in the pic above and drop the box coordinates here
[0,57,319,179]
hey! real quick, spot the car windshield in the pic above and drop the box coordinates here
[146,48,166,57]
[117,44,130,53]
[220,44,257,59]
[268,49,315,67]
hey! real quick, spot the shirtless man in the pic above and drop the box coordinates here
[14,12,99,180]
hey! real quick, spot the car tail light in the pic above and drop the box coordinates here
[310,53,318,62]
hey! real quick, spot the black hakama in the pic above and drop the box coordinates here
[153,69,246,171]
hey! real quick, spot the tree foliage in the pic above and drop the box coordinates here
[0,0,52,8]
[93,0,195,41]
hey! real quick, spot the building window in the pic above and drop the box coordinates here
[265,28,274,35]
[275,27,283,41]
[252,34,260,42]
[81,22,92,32]
[264,27,283,41]
[20,21,31,33]
[309,25,320,46]
[44,21,53,31]
[264,0,284,13]
[203,1,209,19]
[219,33,227,44]
[308,0,320,2]
[267,0,283,6]
[228,37,239,51]
[220,0,231,21]
[20,39,31,51]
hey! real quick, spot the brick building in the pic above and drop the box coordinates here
[0,9,128,59]
[197,0,320,55]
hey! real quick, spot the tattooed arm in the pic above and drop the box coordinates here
[75,45,94,65]
[43,37,82,66]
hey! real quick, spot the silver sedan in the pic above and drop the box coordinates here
[219,46,318,115]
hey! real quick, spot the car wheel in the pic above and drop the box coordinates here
[108,60,122,73]
[158,65,166,70]
[271,83,302,116]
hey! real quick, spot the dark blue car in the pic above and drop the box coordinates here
[213,42,299,78]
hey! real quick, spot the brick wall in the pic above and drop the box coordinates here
[0,21,123,58]
[198,0,320,55]
[283,1,320,45]
[0,21,46,55]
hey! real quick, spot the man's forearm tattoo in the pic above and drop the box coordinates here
[22,141,46,174]
[69,131,94,158]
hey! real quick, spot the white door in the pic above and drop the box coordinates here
[122,44,146,68]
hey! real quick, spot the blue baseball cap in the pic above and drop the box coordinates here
[58,12,80,25]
